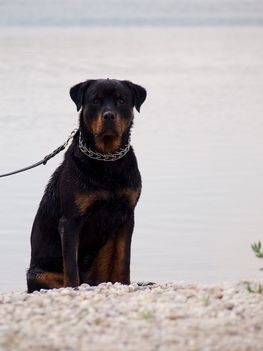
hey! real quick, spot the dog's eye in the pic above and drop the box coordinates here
[117,97,125,104]
[92,97,101,105]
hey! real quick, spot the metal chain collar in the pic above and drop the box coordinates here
[79,133,131,161]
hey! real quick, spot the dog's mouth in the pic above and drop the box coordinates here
[95,129,120,139]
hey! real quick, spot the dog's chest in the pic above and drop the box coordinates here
[75,187,140,215]
[75,187,140,248]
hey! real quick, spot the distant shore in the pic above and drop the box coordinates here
[0,281,262,351]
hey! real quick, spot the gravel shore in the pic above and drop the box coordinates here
[0,281,262,351]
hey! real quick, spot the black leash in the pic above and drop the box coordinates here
[0,129,78,178]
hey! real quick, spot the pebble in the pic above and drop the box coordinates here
[0,281,262,351]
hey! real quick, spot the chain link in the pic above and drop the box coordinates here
[79,134,131,161]
[63,128,79,147]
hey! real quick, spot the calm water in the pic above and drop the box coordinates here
[1,0,263,26]
[0,27,263,291]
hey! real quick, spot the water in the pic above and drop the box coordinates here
[0,26,263,292]
[1,0,263,26]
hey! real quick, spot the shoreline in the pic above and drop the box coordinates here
[0,281,262,351]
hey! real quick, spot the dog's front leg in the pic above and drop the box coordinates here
[59,217,82,288]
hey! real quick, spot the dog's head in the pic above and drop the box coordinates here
[70,79,146,153]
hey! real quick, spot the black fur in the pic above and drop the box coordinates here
[27,79,147,292]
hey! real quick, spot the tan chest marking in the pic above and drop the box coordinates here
[119,188,141,208]
[95,136,121,153]
[75,191,110,214]
[75,188,140,214]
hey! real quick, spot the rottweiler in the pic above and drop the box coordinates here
[26,79,147,293]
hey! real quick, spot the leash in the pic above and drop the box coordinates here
[0,129,78,178]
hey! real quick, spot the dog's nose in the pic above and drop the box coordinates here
[103,111,116,120]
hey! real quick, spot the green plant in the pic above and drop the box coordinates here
[202,294,210,306]
[251,241,263,258]
[251,241,263,270]
[246,241,263,294]
[142,309,155,320]
[245,282,263,294]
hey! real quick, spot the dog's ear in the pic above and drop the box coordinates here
[70,80,94,112]
[122,81,147,112]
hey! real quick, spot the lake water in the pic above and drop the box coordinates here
[1,0,263,26]
[0,26,263,292]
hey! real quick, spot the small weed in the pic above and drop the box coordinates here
[251,241,263,259]
[202,294,210,306]
[245,282,263,294]
[142,310,155,320]
[246,241,263,293]
[251,241,263,270]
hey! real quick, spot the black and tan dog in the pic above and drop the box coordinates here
[27,79,146,293]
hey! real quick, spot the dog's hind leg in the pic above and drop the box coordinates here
[27,270,64,293]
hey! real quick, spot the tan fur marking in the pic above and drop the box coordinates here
[90,114,104,135]
[37,272,64,289]
[64,273,79,288]
[111,235,130,284]
[75,191,110,214]
[120,188,140,207]
[95,136,121,153]
[115,115,129,135]
[90,113,129,153]
[88,239,114,284]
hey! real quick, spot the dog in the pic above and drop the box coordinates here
[26,79,147,292]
